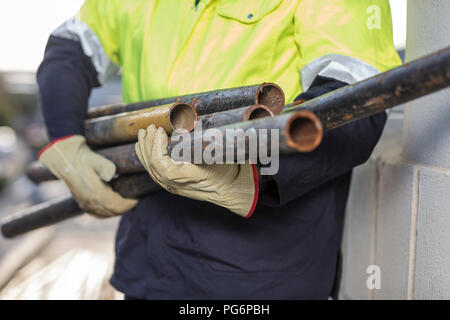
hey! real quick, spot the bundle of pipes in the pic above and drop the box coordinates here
[2,109,316,238]
[3,84,286,237]
[85,83,285,147]
[3,45,450,238]
[27,103,277,183]
[27,84,285,182]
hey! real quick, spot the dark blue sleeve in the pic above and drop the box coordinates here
[37,35,100,140]
[259,76,387,206]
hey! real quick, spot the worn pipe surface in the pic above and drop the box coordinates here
[85,102,197,147]
[27,105,275,183]
[87,83,285,118]
[1,173,159,238]
[26,142,147,183]
[283,46,450,131]
[198,104,273,129]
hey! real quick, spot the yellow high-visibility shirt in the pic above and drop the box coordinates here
[76,0,401,105]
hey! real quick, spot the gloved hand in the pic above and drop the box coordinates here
[134,125,259,218]
[38,135,138,218]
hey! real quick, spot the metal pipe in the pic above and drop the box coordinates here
[27,105,276,183]
[1,173,160,238]
[285,111,323,152]
[86,83,285,118]
[26,143,144,183]
[85,102,197,147]
[1,195,81,238]
[244,104,275,120]
[197,104,273,130]
[26,161,57,184]
[283,46,450,131]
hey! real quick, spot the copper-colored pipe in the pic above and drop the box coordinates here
[243,104,274,121]
[253,83,285,115]
[84,102,197,147]
[285,111,323,153]
[198,104,274,129]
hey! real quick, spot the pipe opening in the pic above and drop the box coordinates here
[170,103,198,132]
[256,83,285,115]
[286,111,323,152]
[244,105,274,121]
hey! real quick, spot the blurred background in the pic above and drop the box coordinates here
[0,0,122,299]
[0,0,407,299]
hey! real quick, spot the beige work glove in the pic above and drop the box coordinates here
[38,135,138,218]
[135,125,259,218]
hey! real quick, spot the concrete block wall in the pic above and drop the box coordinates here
[340,159,378,300]
[374,160,414,299]
[340,0,450,300]
[414,168,450,299]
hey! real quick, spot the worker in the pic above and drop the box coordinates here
[37,0,401,299]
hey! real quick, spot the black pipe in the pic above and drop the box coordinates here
[284,46,450,130]
[1,173,159,238]
[87,83,285,118]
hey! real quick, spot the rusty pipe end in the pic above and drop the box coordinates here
[243,104,274,121]
[255,83,285,115]
[285,110,323,153]
[168,103,198,132]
